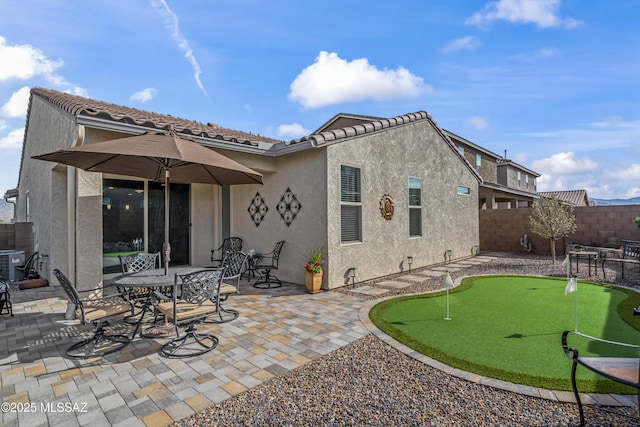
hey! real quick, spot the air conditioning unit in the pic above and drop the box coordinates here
[0,250,25,282]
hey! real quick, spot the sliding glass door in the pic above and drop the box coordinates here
[102,178,190,274]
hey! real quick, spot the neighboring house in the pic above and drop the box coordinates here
[10,87,482,292]
[445,130,540,209]
[538,190,590,207]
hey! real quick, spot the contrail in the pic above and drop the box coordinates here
[151,0,208,96]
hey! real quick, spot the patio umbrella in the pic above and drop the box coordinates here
[33,128,263,275]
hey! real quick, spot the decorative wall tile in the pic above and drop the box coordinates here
[277,187,301,227]
[248,192,268,227]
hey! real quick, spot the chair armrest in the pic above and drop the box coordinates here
[210,245,224,262]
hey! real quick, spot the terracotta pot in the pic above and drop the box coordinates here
[304,271,323,294]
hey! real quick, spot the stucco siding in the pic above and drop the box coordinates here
[231,149,328,287]
[326,121,479,287]
[17,97,79,285]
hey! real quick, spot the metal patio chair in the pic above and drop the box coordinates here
[211,237,243,267]
[253,241,285,289]
[157,268,225,358]
[118,252,163,322]
[205,251,248,323]
[53,269,133,358]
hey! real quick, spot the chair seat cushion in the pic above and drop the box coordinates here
[220,283,239,295]
[78,297,131,322]
[158,299,218,323]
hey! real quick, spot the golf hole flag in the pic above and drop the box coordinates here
[444,272,454,289]
[565,276,577,295]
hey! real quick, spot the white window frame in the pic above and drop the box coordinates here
[408,177,422,237]
[457,186,470,195]
[340,165,362,243]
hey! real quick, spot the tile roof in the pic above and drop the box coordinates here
[30,87,284,146]
[289,111,432,146]
[538,190,589,206]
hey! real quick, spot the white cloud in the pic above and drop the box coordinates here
[535,173,562,192]
[467,116,489,130]
[440,36,481,54]
[531,152,599,175]
[0,120,6,131]
[0,36,86,95]
[130,88,158,103]
[289,51,430,109]
[625,187,640,198]
[466,0,579,29]
[608,164,640,181]
[0,127,24,149]
[150,0,207,96]
[277,123,310,139]
[0,36,63,81]
[1,86,30,118]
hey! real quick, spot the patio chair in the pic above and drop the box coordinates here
[253,241,285,289]
[157,268,225,358]
[118,252,163,322]
[211,237,243,267]
[0,277,12,316]
[205,251,248,324]
[53,269,133,358]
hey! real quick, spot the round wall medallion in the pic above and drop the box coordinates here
[380,194,395,220]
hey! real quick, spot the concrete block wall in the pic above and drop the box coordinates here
[480,206,640,255]
[0,222,34,255]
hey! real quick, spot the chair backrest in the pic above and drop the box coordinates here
[222,251,249,279]
[177,268,225,304]
[223,237,243,253]
[272,241,285,267]
[53,269,85,319]
[119,252,160,274]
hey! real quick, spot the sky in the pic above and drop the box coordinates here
[1,0,639,200]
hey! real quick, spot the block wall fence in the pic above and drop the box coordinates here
[479,205,640,255]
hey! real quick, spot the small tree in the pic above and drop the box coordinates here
[529,195,577,262]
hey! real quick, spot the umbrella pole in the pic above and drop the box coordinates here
[163,169,171,276]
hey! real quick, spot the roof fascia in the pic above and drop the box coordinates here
[481,182,540,198]
[443,129,502,160]
[77,115,308,156]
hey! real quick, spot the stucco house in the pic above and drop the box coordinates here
[10,87,481,292]
[445,130,540,209]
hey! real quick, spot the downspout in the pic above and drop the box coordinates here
[3,189,18,223]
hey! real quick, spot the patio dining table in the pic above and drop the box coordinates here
[108,266,207,338]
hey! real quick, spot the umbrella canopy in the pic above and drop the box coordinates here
[33,128,263,274]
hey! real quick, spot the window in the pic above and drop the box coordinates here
[517,171,521,182]
[457,146,464,155]
[409,177,422,237]
[340,166,362,242]
[525,174,529,186]
[476,154,482,173]
[457,186,470,195]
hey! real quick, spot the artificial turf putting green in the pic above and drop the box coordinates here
[369,275,640,394]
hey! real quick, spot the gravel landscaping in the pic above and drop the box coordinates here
[175,253,640,427]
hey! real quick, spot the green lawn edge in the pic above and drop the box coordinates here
[369,274,640,394]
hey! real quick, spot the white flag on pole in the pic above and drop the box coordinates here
[562,254,569,266]
[444,272,455,289]
[565,276,577,295]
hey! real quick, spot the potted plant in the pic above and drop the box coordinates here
[304,248,324,294]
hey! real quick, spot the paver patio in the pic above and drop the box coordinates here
[0,253,636,426]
